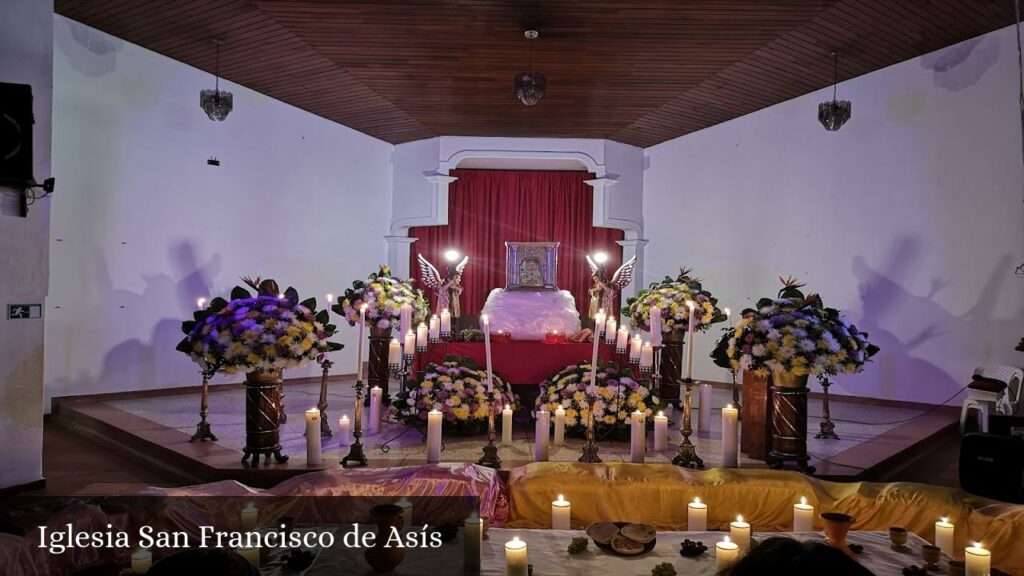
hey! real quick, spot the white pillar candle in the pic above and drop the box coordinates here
[551,494,571,530]
[236,546,260,568]
[440,308,452,333]
[399,303,412,336]
[630,410,646,463]
[649,305,662,347]
[305,407,322,466]
[534,409,550,461]
[426,409,443,463]
[130,548,152,574]
[594,309,606,337]
[240,503,258,531]
[730,515,751,550]
[482,314,494,392]
[464,512,482,574]
[640,342,654,368]
[416,322,428,348]
[685,300,696,380]
[604,317,617,344]
[356,304,367,381]
[553,406,565,445]
[722,403,739,468]
[935,517,955,557]
[388,338,402,365]
[369,386,382,435]
[654,411,668,450]
[403,329,416,356]
[688,497,708,531]
[793,497,814,532]
[504,536,528,576]
[715,536,739,571]
[502,404,513,445]
[698,383,712,433]
[615,326,629,351]
[629,333,643,361]
[429,314,440,340]
[965,542,990,576]
[338,415,352,447]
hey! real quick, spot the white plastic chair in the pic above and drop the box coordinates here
[959,365,1024,434]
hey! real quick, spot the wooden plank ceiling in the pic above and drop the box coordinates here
[54,0,1013,147]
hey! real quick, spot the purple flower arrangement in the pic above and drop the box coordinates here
[394,356,516,435]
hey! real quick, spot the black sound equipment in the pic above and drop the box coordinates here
[960,432,1024,503]
[0,82,34,186]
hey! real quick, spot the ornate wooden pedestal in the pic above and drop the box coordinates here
[242,370,288,465]
[366,327,392,406]
[740,371,771,460]
[659,333,683,405]
[767,372,815,474]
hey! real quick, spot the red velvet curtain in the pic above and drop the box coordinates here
[410,169,624,318]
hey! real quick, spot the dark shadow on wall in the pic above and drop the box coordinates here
[919,34,1000,92]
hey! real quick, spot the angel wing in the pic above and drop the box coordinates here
[417,254,442,289]
[609,255,637,290]
[454,255,469,275]
[585,254,600,274]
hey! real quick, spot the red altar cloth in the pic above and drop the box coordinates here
[423,341,614,386]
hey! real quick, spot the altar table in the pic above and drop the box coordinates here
[423,341,614,386]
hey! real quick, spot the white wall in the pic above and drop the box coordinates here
[46,16,393,407]
[644,26,1024,404]
[0,0,52,489]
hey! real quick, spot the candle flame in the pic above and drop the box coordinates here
[557,494,564,502]
[278,293,285,299]
[724,307,731,316]
[941,516,948,523]
[686,300,696,309]
[657,410,664,417]
[196,297,207,308]
[723,536,731,543]
[693,497,701,504]
[512,536,521,544]
[726,403,734,409]
[481,313,489,324]
[360,303,368,312]
[736,515,743,523]
[800,496,807,506]
[973,541,982,548]
[326,293,334,303]
[505,404,511,410]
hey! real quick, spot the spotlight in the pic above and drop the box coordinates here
[444,249,461,262]
[592,252,609,265]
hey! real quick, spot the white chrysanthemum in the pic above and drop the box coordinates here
[751,344,766,357]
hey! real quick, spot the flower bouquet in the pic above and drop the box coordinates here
[394,356,517,435]
[536,360,665,441]
[710,278,879,380]
[623,267,726,336]
[176,277,342,376]
[333,265,429,332]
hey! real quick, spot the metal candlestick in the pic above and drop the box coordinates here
[672,378,705,469]
[816,377,839,440]
[578,408,601,463]
[730,369,742,417]
[189,370,218,442]
[341,379,369,467]
[316,358,333,437]
[477,401,501,469]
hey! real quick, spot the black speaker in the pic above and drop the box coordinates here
[0,82,34,185]
[959,432,1024,503]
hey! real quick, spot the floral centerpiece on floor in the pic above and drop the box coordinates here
[394,356,517,435]
[535,360,665,441]
[176,277,342,375]
[333,265,429,332]
[710,277,879,380]
[623,267,727,336]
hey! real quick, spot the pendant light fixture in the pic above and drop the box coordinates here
[200,39,233,121]
[514,30,546,106]
[818,50,851,131]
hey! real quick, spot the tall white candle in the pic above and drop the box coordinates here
[654,411,668,450]
[339,415,352,447]
[722,403,739,468]
[369,386,382,434]
[551,494,571,530]
[356,304,367,381]
[426,409,443,463]
[649,305,662,347]
[440,308,452,334]
[388,338,401,365]
[793,497,814,532]
[130,548,152,574]
[688,497,707,531]
[685,300,696,380]
[965,542,990,576]
[630,410,646,463]
[629,333,643,361]
[403,329,416,356]
[640,342,654,368]
[237,546,260,567]
[534,409,550,461]
[416,322,428,349]
[615,326,629,351]
[464,512,482,574]
[730,515,751,550]
[429,314,440,340]
[553,406,565,445]
[502,404,513,445]
[504,537,528,576]
[698,383,712,433]
[605,317,617,344]
[716,536,739,571]
[935,517,955,557]
[399,303,413,336]
[305,407,322,466]
[482,314,494,392]
[240,503,258,531]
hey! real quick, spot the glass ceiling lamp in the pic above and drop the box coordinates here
[514,30,546,106]
[200,39,233,121]
[818,50,851,131]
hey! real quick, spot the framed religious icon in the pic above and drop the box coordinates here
[505,241,559,290]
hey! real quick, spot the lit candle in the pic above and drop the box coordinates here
[630,410,646,463]
[688,497,708,531]
[416,322,428,349]
[654,411,668,450]
[368,386,382,435]
[399,303,413,336]
[604,317,617,344]
[504,536,528,576]
[464,512,482,573]
[240,503,258,531]
[698,382,712,433]
[534,409,550,461]
[594,309,607,338]
[629,333,643,362]
[426,409,442,463]
[715,536,739,571]
[429,314,440,340]
[553,406,566,445]
[305,407,322,466]
[615,326,629,351]
[482,314,494,393]
[551,494,571,530]
[502,404,513,445]
[403,329,416,356]
[640,342,654,368]
[730,515,751,550]
[935,517,955,557]
[722,403,739,468]
[440,308,452,334]
[236,546,260,568]
[649,305,662,347]
[793,497,814,532]
[339,414,352,446]
[388,338,401,366]
[685,300,696,381]
[325,293,334,308]
[130,548,152,574]
[964,542,990,576]
[195,297,206,309]
[356,304,367,381]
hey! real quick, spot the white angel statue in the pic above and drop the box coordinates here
[417,251,470,318]
[585,253,637,319]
